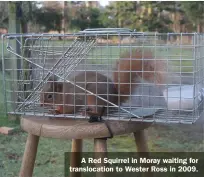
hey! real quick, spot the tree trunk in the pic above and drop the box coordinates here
[197,22,201,33]
[8,2,21,119]
[21,21,28,33]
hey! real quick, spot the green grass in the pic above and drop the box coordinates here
[0,69,13,127]
[0,38,195,73]
[33,39,194,73]
[0,123,203,177]
[0,39,10,59]
[87,45,194,73]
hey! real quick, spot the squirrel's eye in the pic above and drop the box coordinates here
[47,94,53,100]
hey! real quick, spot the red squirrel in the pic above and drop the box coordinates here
[40,49,167,116]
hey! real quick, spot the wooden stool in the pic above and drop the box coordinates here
[19,116,153,177]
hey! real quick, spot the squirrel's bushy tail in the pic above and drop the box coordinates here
[113,49,167,103]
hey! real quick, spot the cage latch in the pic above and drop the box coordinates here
[88,107,113,139]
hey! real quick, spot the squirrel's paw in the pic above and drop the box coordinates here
[48,110,68,120]
[49,109,61,115]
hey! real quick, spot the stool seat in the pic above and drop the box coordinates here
[21,116,152,139]
[20,116,153,177]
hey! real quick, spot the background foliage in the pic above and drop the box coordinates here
[0,1,203,33]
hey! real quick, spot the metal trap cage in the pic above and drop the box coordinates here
[2,28,204,124]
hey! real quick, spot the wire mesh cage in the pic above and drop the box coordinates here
[2,28,204,124]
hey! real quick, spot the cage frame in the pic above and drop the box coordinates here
[2,28,204,124]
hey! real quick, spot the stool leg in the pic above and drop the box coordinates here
[19,133,39,177]
[94,138,107,177]
[70,139,83,177]
[94,138,107,152]
[134,130,154,177]
[134,130,149,152]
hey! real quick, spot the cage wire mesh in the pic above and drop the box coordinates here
[2,28,204,124]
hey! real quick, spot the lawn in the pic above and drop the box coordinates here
[1,36,195,73]
[0,37,203,177]
[0,122,203,177]
[87,42,195,74]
